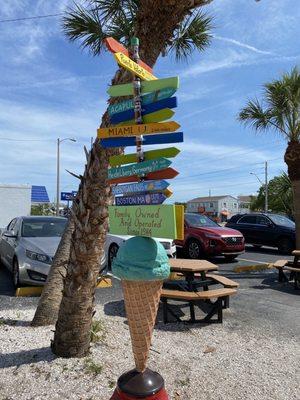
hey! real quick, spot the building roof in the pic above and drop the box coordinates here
[31,185,50,203]
[188,195,238,203]
[238,195,253,202]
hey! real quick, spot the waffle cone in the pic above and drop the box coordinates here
[122,280,163,372]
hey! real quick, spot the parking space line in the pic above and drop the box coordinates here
[238,258,270,265]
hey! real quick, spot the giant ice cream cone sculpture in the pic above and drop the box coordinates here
[112,236,170,373]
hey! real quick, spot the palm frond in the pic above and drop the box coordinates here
[62,4,106,56]
[90,0,138,22]
[238,99,272,130]
[167,11,212,61]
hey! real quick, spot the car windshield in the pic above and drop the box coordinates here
[22,218,67,237]
[185,214,218,228]
[268,215,295,228]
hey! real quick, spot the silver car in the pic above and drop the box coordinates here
[0,216,68,287]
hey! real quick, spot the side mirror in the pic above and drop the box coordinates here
[3,230,17,238]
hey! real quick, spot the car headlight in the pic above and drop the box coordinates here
[204,233,221,239]
[160,241,171,250]
[26,250,52,264]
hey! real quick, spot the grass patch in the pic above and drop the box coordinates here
[84,358,103,375]
[234,264,273,273]
[90,319,107,343]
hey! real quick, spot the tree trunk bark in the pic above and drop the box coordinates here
[285,141,300,249]
[31,218,74,326]
[52,0,211,358]
[291,180,300,249]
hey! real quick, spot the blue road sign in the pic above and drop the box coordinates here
[110,97,177,124]
[115,192,166,206]
[108,88,176,116]
[112,180,169,195]
[101,131,184,148]
[61,192,75,201]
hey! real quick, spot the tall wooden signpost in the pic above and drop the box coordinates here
[103,37,184,400]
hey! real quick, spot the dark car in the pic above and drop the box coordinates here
[225,213,296,254]
[175,213,245,261]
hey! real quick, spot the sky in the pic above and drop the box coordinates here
[0,0,299,203]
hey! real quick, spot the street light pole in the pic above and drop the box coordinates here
[56,137,77,216]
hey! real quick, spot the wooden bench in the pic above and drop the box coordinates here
[273,259,290,282]
[206,274,239,288]
[285,266,300,289]
[161,288,237,324]
[292,250,300,257]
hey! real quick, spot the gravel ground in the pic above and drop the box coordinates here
[0,293,299,400]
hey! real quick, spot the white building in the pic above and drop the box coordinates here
[0,184,31,228]
[186,195,239,222]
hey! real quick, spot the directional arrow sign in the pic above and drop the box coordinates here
[115,193,166,206]
[108,157,171,180]
[119,109,174,126]
[108,88,176,116]
[108,76,179,97]
[101,131,184,148]
[110,147,180,166]
[104,37,153,73]
[108,204,177,239]
[112,180,169,195]
[98,121,180,139]
[108,167,178,184]
[114,52,157,81]
[110,97,177,124]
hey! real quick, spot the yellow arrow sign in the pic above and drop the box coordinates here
[97,121,180,139]
[164,188,173,198]
[114,52,157,81]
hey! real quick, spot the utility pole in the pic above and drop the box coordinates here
[265,161,268,213]
[56,139,60,216]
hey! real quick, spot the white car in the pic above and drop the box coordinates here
[104,234,176,270]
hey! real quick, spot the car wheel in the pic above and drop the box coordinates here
[224,255,238,262]
[186,239,202,259]
[12,258,20,289]
[277,237,294,255]
[108,243,119,270]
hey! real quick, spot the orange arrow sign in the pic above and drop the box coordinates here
[104,37,153,74]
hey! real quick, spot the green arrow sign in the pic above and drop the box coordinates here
[118,108,174,126]
[108,205,177,239]
[108,157,171,180]
[109,147,180,167]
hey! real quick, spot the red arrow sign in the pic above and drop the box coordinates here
[108,168,178,185]
[104,37,153,74]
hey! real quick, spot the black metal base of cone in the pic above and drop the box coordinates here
[117,368,165,398]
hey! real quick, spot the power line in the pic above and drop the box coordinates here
[0,137,53,142]
[0,13,63,23]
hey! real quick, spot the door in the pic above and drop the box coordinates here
[255,215,274,246]
[236,215,258,243]
[0,218,18,270]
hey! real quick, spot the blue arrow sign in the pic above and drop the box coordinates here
[112,180,169,195]
[115,192,166,206]
[101,131,184,148]
[110,97,177,124]
[108,88,176,116]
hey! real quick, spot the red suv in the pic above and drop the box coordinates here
[175,213,245,261]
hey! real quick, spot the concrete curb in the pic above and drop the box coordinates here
[233,264,274,273]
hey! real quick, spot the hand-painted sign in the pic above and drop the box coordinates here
[101,131,184,148]
[112,180,169,196]
[108,88,176,116]
[107,76,179,97]
[108,158,171,180]
[115,193,166,206]
[118,108,174,126]
[110,97,177,124]
[108,167,179,184]
[104,37,153,73]
[98,121,180,139]
[109,147,180,167]
[114,52,157,81]
[175,205,184,241]
[108,205,177,239]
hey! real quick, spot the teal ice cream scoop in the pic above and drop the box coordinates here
[112,236,170,281]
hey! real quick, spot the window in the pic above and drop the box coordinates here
[234,203,237,208]
[210,202,213,208]
[223,202,227,207]
[22,218,67,237]
[256,216,270,226]
[7,218,17,231]
[238,215,257,224]
[185,213,218,228]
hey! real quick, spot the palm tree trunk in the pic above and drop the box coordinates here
[31,218,74,326]
[291,180,300,249]
[285,141,300,249]
[52,0,211,358]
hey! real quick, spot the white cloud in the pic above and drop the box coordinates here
[213,35,274,55]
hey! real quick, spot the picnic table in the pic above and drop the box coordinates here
[274,250,300,289]
[161,259,238,324]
